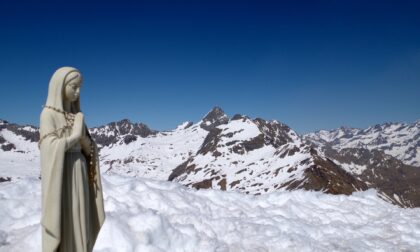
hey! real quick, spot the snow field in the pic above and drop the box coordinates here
[1,174,420,251]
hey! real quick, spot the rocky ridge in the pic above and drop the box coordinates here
[304,121,420,167]
[1,111,419,207]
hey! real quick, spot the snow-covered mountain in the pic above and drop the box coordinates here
[1,110,420,207]
[90,119,157,148]
[303,121,420,207]
[168,110,366,196]
[304,121,420,167]
[97,118,208,180]
[88,108,364,197]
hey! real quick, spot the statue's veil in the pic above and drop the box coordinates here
[46,66,81,113]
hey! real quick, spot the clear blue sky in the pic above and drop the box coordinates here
[0,0,419,133]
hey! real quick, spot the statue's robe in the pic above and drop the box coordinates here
[40,67,105,252]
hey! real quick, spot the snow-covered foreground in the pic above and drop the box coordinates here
[1,175,420,252]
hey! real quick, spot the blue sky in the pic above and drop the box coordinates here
[0,0,419,133]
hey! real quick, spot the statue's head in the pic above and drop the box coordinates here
[46,66,82,113]
[63,71,83,103]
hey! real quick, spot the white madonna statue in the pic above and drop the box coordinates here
[39,67,105,252]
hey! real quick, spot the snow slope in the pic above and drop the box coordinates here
[100,123,208,180]
[1,174,420,252]
[0,128,39,180]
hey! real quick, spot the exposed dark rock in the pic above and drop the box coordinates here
[192,179,213,190]
[1,143,15,151]
[0,177,11,183]
[361,162,420,208]
[90,119,157,147]
[168,159,196,181]
[230,180,240,188]
[236,168,247,174]
[369,134,388,145]
[231,114,249,121]
[183,122,193,129]
[218,178,227,190]
[123,156,134,164]
[200,107,229,131]
[226,140,239,146]
[123,135,137,144]
[278,146,300,158]
[243,134,265,152]
[323,146,420,207]
[196,128,223,156]
[232,134,265,154]
[296,156,368,195]
[91,134,113,147]
[254,119,294,148]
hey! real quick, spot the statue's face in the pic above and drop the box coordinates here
[64,78,82,102]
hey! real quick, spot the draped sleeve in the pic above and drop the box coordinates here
[39,109,67,252]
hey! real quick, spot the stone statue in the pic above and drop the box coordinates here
[39,67,105,252]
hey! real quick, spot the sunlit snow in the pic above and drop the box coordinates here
[1,174,420,251]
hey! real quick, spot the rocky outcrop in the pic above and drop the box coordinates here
[200,107,229,131]
[90,119,157,147]
[324,147,420,207]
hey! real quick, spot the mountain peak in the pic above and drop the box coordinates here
[200,106,229,131]
[118,118,132,124]
[202,106,226,120]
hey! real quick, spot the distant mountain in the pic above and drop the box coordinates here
[303,121,420,207]
[304,121,420,167]
[1,112,419,207]
[90,118,157,147]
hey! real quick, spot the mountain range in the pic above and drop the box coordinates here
[0,107,419,207]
